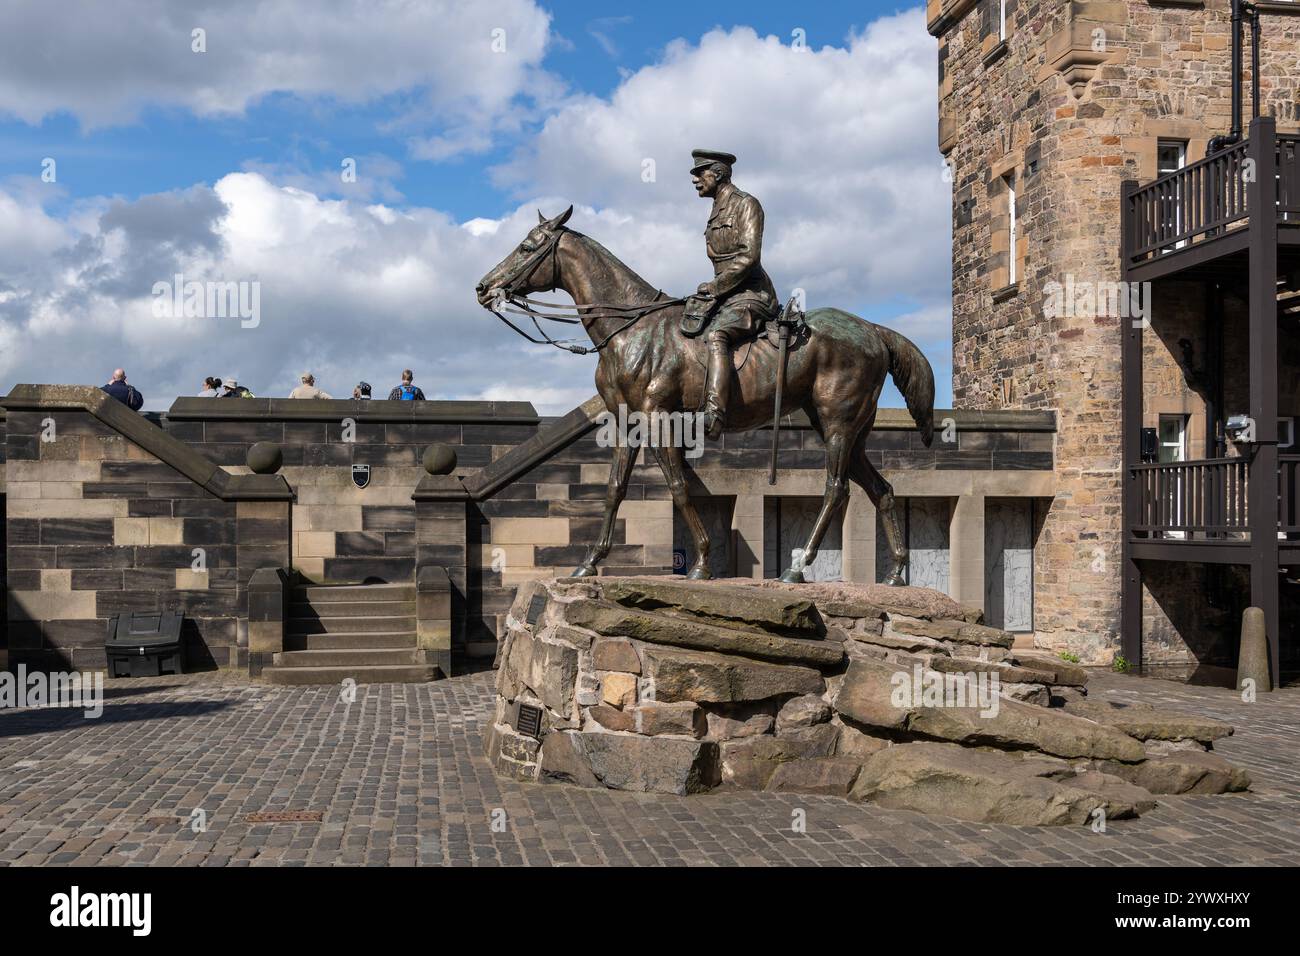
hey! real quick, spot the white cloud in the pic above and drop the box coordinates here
[494,12,950,337]
[0,0,554,154]
[0,10,952,413]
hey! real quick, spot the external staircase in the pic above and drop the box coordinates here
[262,582,436,685]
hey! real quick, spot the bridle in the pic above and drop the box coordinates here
[485,227,684,355]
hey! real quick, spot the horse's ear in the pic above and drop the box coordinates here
[552,204,574,229]
[537,209,547,224]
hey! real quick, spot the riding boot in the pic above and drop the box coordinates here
[702,332,731,440]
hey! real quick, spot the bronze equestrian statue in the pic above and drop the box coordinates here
[475,148,935,585]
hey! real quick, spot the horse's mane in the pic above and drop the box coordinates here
[565,229,669,304]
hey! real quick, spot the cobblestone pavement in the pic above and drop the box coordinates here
[1,668,1297,866]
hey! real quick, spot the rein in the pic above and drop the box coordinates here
[486,228,685,355]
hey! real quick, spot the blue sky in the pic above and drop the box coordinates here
[0,1,950,412]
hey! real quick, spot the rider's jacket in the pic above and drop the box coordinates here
[704,182,779,319]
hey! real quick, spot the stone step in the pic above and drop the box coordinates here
[289,600,414,618]
[274,648,424,668]
[287,615,417,634]
[262,663,436,685]
[295,583,416,603]
[286,631,418,650]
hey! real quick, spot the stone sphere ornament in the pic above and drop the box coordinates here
[246,441,283,475]
[423,443,457,476]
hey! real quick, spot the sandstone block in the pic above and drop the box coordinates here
[836,721,893,758]
[1012,651,1089,687]
[538,731,601,788]
[888,614,1015,649]
[705,712,774,740]
[601,672,638,709]
[905,696,1147,763]
[592,637,641,674]
[563,599,843,668]
[832,658,912,732]
[600,576,825,634]
[503,627,579,718]
[1062,699,1233,745]
[767,757,864,796]
[719,724,839,790]
[851,743,1151,826]
[776,694,832,734]
[587,704,634,732]
[1098,750,1251,795]
[579,733,719,794]
[632,701,706,738]
[641,644,825,704]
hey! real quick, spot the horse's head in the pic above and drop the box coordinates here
[475,205,573,308]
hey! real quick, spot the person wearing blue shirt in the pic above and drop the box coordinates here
[101,369,144,411]
[387,368,426,401]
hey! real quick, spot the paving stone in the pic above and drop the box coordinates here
[0,669,1294,865]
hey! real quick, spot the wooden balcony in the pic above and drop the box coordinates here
[1122,124,1300,282]
[1120,121,1293,678]
[1128,455,1300,561]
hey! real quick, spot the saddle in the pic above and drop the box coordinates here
[679,294,808,346]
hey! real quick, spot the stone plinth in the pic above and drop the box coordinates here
[484,575,1250,825]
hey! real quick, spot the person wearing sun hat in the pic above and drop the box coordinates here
[219,376,256,398]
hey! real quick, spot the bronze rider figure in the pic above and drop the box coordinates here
[682,149,780,439]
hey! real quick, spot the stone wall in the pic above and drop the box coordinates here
[465,405,1055,654]
[1141,561,1248,666]
[932,0,1300,657]
[2,387,291,672]
[3,387,1056,674]
[157,398,1055,661]
[163,397,539,585]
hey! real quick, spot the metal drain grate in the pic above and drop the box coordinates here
[245,810,324,824]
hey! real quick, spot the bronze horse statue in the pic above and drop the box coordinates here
[475,206,935,585]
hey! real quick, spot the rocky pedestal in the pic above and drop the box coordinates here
[484,576,1249,824]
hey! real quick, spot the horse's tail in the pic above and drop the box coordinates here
[877,325,935,447]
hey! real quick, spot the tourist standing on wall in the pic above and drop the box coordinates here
[102,369,144,410]
[219,377,256,398]
[197,376,221,397]
[289,372,332,399]
[387,369,426,401]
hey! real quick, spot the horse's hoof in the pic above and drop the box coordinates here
[686,566,712,581]
[570,564,597,578]
[884,572,906,587]
[779,568,805,584]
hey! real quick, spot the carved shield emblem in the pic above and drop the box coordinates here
[351,464,371,489]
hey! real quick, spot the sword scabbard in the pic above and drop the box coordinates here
[769,322,791,485]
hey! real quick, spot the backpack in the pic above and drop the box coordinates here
[397,384,418,401]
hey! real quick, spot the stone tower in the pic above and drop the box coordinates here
[929,0,1300,659]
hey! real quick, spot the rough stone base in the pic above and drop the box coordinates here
[483,576,1249,823]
